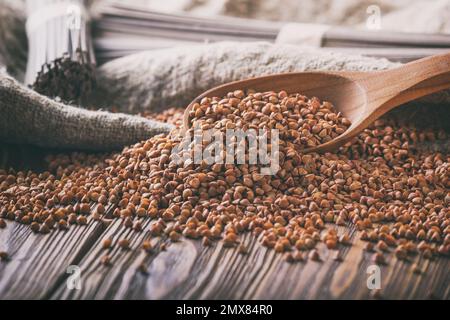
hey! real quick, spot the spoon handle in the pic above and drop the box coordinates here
[361,52,450,115]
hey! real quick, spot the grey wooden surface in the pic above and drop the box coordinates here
[0,213,448,300]
[0,144,449,300]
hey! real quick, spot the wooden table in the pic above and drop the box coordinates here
[1,144,449,300]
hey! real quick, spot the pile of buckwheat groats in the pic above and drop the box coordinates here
[0,90,448,265]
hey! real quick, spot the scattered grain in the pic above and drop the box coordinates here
[103,238,112,249]
[0,90,448,268]
[118,238,130,250]
[0,251,8,261]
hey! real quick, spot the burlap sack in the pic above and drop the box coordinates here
[94,42,403,114]
[94,40,450,113]
[0,69,174,151]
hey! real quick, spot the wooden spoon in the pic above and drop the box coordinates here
[183,53,450,153]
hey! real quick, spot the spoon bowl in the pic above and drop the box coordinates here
[184,53,450,153]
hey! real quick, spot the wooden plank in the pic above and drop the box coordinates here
[324,27,450,49]
[52,217,195,299]
[48,221,449,300]
[0,206,111,299]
